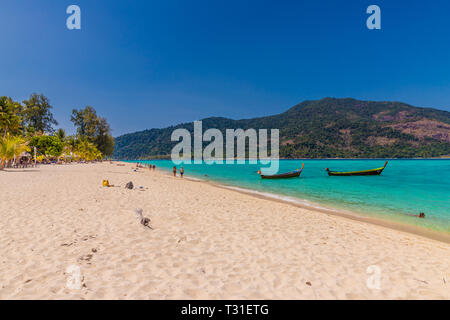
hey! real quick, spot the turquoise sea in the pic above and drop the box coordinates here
[126,159,450,233]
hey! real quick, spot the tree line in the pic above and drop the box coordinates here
[0,93,114,169]
[113,98,450,159]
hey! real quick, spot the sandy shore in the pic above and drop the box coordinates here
[0,162,449,299]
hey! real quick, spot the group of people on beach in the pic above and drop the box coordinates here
[134,162,185,178]
[136,162,156,171]
[173,166,184,178]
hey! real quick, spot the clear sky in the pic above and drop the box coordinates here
[1,0,449,136]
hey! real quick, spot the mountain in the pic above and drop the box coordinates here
[113,98,450,159]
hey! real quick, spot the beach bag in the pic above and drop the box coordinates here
[125,181,134,189]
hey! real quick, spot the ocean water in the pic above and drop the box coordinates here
[126,159,450,233]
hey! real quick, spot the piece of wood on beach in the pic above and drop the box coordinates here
[134,208,153,229]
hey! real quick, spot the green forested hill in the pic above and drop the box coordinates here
[113,98,450,159]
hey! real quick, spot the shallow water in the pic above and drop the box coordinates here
[127,159,450,233]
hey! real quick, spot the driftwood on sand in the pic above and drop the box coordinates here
[134,208,152,229]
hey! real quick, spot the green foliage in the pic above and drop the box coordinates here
[1,92,114,161]
[74,138,102,161]
[0,134,30,168]
[22,93,58,134]
[30,135,64,158]
[56,128,66,140]
[63,135,78,154]
[113,98,450,159]
[71,106,114,156]
[0,96,23,137]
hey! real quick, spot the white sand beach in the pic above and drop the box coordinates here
[0,162,449,299]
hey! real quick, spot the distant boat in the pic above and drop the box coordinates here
[261,163,304,179]
[326,161,388,176]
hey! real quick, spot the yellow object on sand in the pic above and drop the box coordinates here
[102,180,110,187]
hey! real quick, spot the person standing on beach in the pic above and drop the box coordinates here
[180,166,184,178]
[153,165,156,171]
[173,166,177,177]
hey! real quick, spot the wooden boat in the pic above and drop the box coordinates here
[326,161,388,176]
[260,163,304,179]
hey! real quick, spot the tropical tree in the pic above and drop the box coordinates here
[74,138,102,161]
[71,106,114,156]
[29,135,64,159]
[65,135,78,152]
[61,135,78,161]
[22,93,58,134]
[93,117,114,156]
[0,134,30,169]
[56,128,66,140]
[0,96,23,137]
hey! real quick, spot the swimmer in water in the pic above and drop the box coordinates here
[407,212,425,219]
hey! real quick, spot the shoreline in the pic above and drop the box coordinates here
[216,183,450,244]
[144,162,450,244]
[118,157,450,161]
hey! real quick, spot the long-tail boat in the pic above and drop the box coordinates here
[326,161,388,176]
[260,163,304,179]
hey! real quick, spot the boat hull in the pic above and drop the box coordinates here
[327,169,384,176]
[261,163,304,179]
[261,170,302,179]
[326,161,388,176]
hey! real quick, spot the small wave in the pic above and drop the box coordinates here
[223,185,340,213]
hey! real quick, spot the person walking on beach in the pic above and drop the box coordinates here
[153,165,156,171]
[173,166,177,177]
[180,166,184,178]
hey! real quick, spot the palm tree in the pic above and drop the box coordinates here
[0,134,30,169]
[74,138,103,161]
[56,128,66,140]
[12,136,30,166]
[0,135,15,168]
[62,135,77,162]
[0,97,22,138]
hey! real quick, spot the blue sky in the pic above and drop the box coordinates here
[0,0,449,136]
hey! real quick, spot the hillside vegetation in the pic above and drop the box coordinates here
[113,98,450,159]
